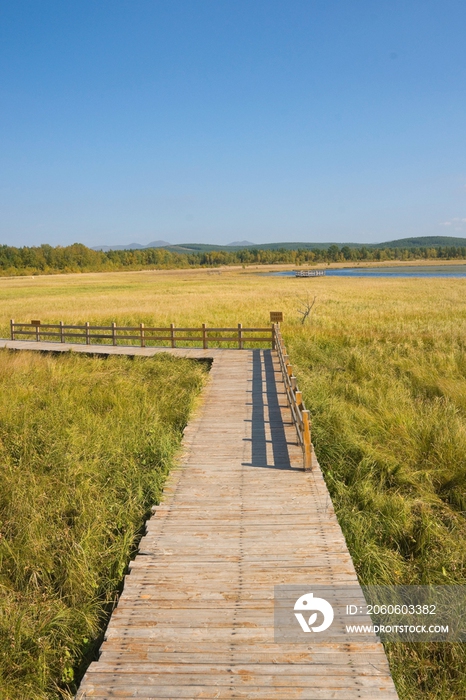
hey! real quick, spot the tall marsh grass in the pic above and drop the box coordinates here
[0,350,206,699]
[287,316,466,699]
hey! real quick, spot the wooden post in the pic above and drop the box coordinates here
[291,375,297,391]
[112,322,117,346]
[271,324,276,350]
[85,321,90,345]
[287,364,293,378]
[302,410,312,471]
[60,321,65,343]
[295,390,303,408]
[170,323,176,348]
[36,323,40,342]
[202,323,207,349]
[10,320,14,340]
[238,323,243,349]
[140,323,145,348]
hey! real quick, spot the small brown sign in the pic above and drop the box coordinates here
[270,311,283,323]
[30,320,41,326]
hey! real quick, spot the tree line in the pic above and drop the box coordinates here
[0,242,465,275]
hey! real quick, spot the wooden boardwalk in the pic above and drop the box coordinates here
[0,340,399,699]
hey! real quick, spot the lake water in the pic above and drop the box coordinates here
[269,265,466,278]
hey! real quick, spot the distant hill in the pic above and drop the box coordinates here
[371,236,466,249]
[92,240,363,253]
[93,240,170,252]
[92,236,466,253]
[223,241,362,251]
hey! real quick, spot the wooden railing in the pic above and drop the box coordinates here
[10,320,274,350]
[273,324,312,470]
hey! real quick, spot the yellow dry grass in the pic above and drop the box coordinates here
[1,265,465,335]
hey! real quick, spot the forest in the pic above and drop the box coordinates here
[1,242,466,275]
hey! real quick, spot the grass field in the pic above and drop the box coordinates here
[0,350,206,699]
[0,266,465,699]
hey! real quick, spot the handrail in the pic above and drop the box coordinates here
[272,323,312,471]
[10,320,274,350]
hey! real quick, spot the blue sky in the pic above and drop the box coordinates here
[1,0,465,247]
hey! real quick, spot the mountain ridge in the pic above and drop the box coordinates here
[92,236,466,253]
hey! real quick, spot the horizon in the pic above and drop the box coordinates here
[91,234,466,251]
[3,233,466,252]
[1,1,466,247]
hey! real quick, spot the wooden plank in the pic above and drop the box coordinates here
[75,687,398,700]
[77,670,395,688]
[94,649,394,664]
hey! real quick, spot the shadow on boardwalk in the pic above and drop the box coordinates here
[246,349,293,470]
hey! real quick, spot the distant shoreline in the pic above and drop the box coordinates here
[1,257,466,283]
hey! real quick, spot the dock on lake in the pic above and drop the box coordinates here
[0,333,399,699]
[294,269,326,277]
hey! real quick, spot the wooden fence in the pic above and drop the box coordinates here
[9,319,311,469]
[10,320,274,350]
[273,324,312,470]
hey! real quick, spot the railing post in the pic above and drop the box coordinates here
[272,323,276,350]
[295,390,303,408]
[202,323,207,349]
[140,323,145,348]
[35,322,40,342]
[302,410,312,471]
[10,319,14,340]
[60,321,65,343]
[85,321,90,345]
[290,375,297,391]
[112,322,117,346]
[238,323,243,349]
[170,323,176,348]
